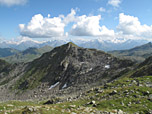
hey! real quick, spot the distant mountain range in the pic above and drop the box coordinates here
[0,39,41,50]
[0,48,19,57]
[109,42,152,62]
[0,38,151,63]
[0,38,149,51]
[1,46,53,63]
[77,39,149,51]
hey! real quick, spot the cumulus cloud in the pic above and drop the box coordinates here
[19,8,152,41]
[0,0,27,6]
[20,9,114,38]
[70,15,115,37]
[108,0,121,7]
[19,9,79,38]
[19,14,65,38]
[63,9,77,24]
[117,13,152,38]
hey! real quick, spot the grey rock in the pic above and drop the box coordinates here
[143,91,150,96]
[117,109,124,114]
[148,94,152,102]
[89,100,96,105]
[110,90,117,95]
[69,105,76,108]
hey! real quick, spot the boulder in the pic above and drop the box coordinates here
[109,90,117,95]
[43,100,54,105]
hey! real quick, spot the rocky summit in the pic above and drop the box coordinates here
[0,42,134,101]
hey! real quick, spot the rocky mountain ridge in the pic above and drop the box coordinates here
[15,42,134,90]
[0,42,134,101]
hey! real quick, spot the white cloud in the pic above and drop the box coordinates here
[20,9,152,41]
[20,9,114,38]
[98,7,106,12]
[108,0,121,7]
[63,9,77,24]
[70,15,115,37]
[0,0,27,6]
[117,13,152,39]
[19,14,65,38]
[19,9,79,38]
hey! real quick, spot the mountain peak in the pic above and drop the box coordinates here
[13,42,134,91]
[63,42,78,48]
[146,42,152,46]
[52,42,79,54]
[141,42,152,47]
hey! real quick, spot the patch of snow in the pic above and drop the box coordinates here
[89,68,93,71]
[80,62,85,64]
[16,37,43,45]
[49,82,59,90]
[0,37,44,45]
[105,65,110,69]
[80,68,93,74]
[62,83,67,89]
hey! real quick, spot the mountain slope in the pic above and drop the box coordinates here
[0,76,151,114]
[0,48,19,57]
[2,46,53,63]
[109,42,152,62]
[130,56,152,77]
[0,59,13,86]
[0,59,9,72]
[13,42,134,92]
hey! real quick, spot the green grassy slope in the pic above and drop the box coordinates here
[0,76,151,114]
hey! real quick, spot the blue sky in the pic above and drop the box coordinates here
[0,0,152,41]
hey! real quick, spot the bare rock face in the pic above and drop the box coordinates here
[0,42,134,100]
